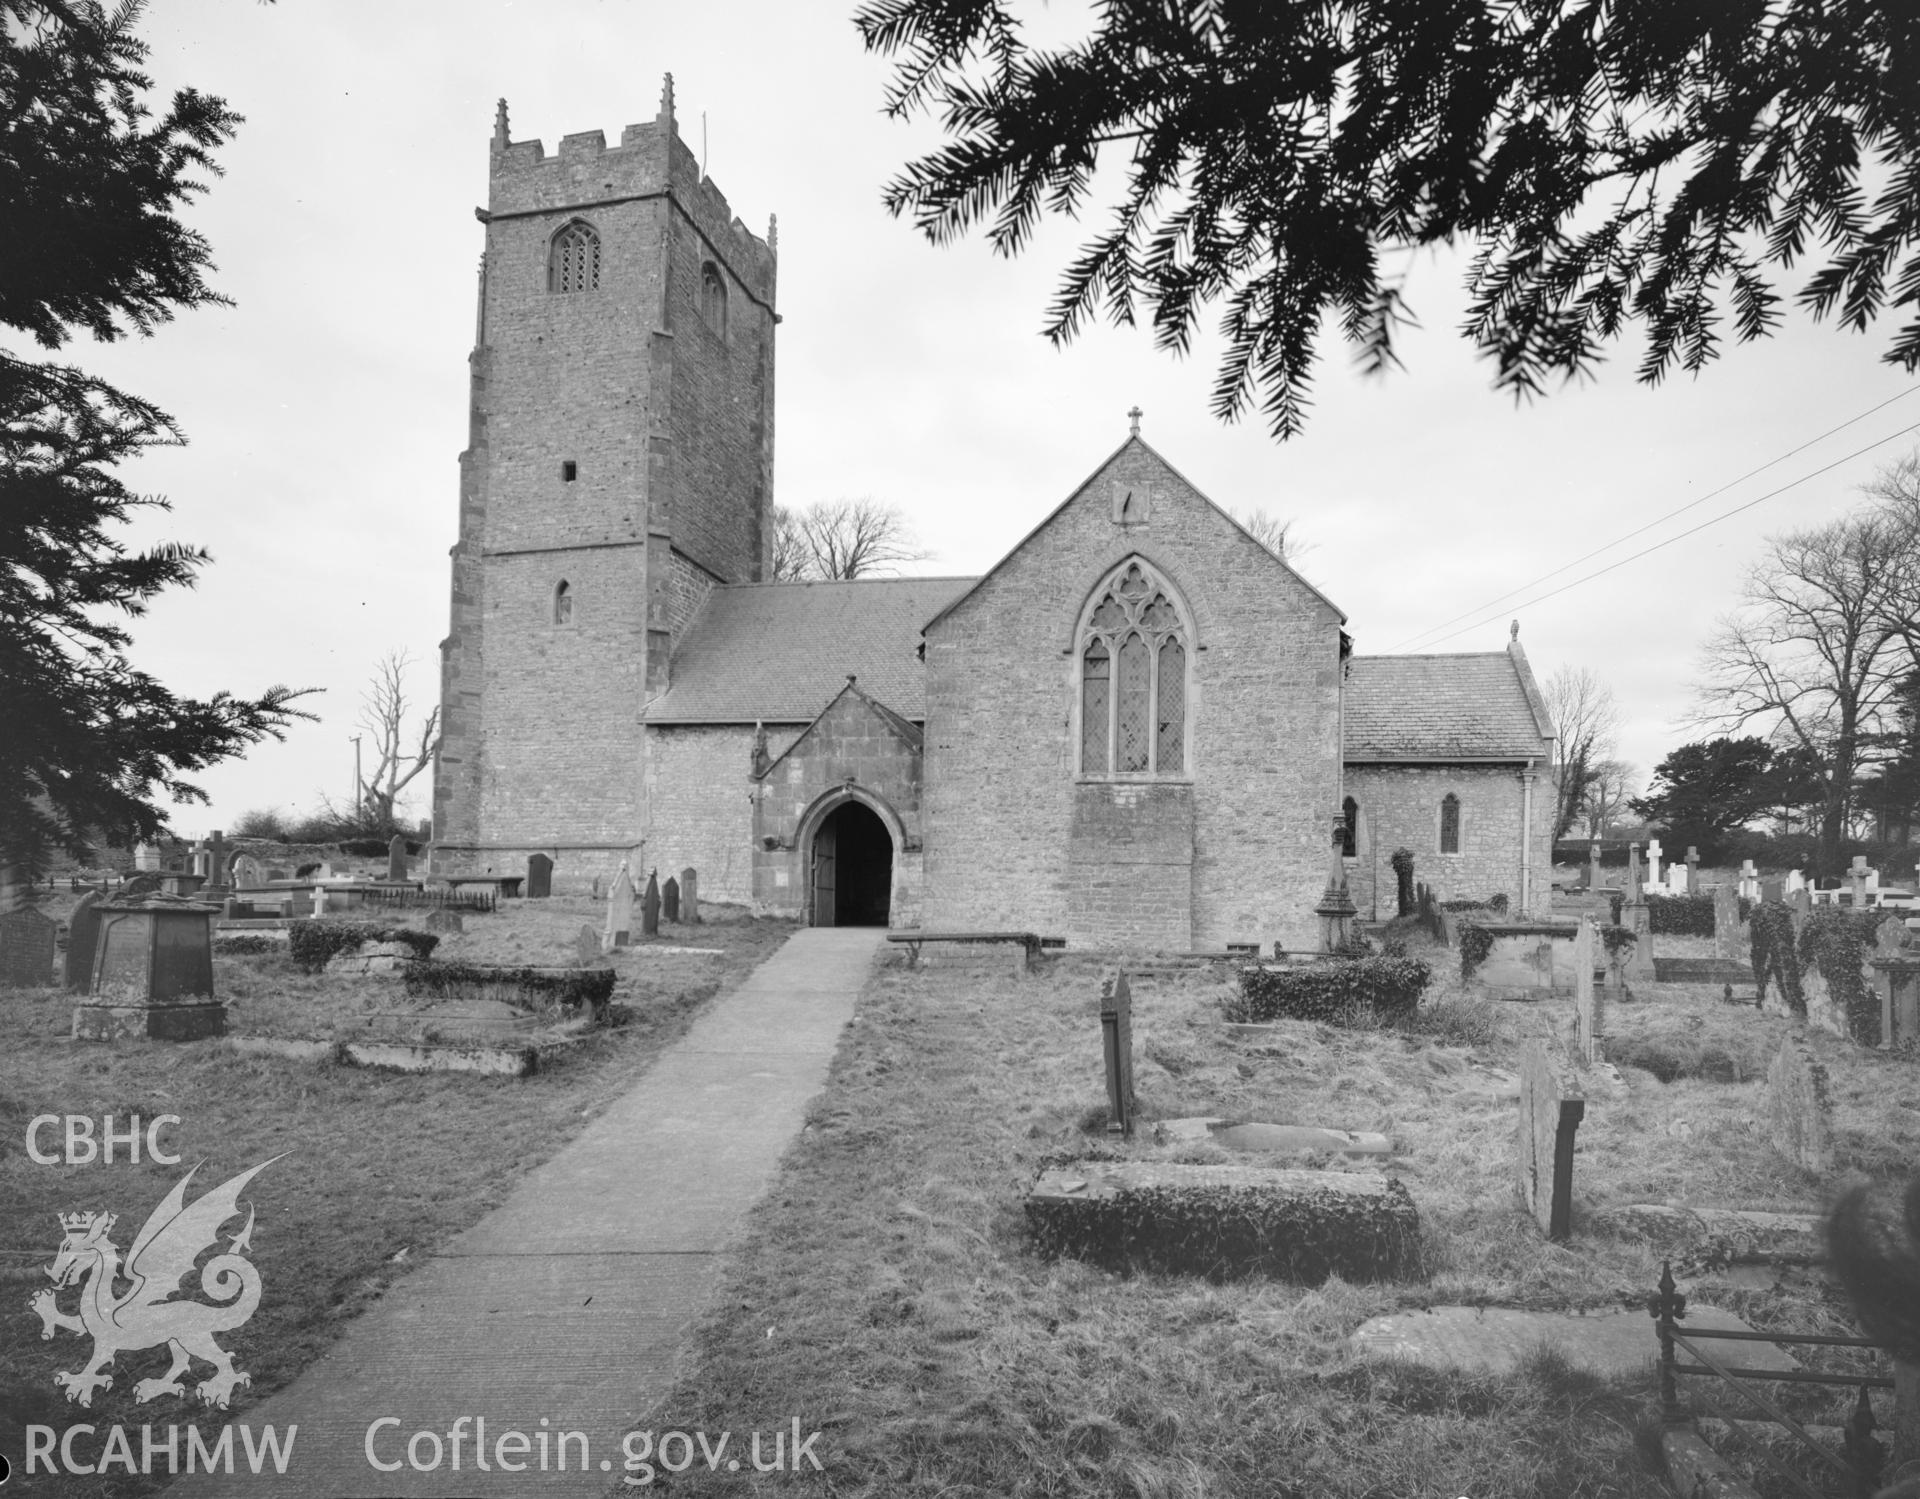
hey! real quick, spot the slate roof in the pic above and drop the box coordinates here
[644,577,976,724]
[1344,652,1555,761]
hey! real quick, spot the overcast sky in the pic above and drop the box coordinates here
[74,0,1920,840]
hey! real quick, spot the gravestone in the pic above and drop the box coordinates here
[1517,1039,1585,1241]
[590,875,602,900]
[202,830,231,896]
[0,905,58,989]
[1714,884,1743,962]
[662,874,679,922]
[1645,838,1663,888]
[1850,856,1872,907]
[422,908,463,935]
[1573,918,1602,1065]
[1101,969,1135,1138]
[1766,1040,1833,1173]
[641,870,660,937]
[64,891,103,993]
[232,853,266,889]
[312,884,329,918]
[1739,860,1759,900]
[1876,916,1908,954]
[1620,898,1654,988]
[1685,847,1700,890]
[604,863,634,949]
[526,852,553,899]
[1760,876,1784,903]
[1587,842,1601,891]
[388,834,408,882]
[681,867,699,924]
[575,924,599,966]
[1627,843,1644,900]
[133,841,161,872]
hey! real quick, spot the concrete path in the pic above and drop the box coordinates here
[167,927,882,1498]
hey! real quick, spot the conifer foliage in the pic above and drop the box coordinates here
[1,1,313,873]
[857,0,1920,440]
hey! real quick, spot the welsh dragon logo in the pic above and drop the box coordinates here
[28,1157,281,1410]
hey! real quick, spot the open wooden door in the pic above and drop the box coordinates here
[810,818,837,927]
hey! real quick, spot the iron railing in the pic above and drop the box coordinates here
[1651,1261,1892,1497]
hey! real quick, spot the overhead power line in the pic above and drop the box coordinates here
[1406,419,1920,652]
[1387,382,1920,652]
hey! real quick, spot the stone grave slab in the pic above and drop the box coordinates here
[662,874,680,922]
[387,834,408,882]
[1029,1160,1421,1282]
[1574,917,1602,1064]
[680,867,699,924]
[422,908,463,934]
[1518,1039,1584,1240]
[1654,956,1753,986]
[526,852,553,899]
[1590,1204,1824,1262]
[1157,1117,1392,1157]
[1766,1040,1833,1173]
[575,924,600,966]
[1351,1304,1799,1377]
[1714,884,1743,962]
[0,905,57,988]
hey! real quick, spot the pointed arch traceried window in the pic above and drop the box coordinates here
[1439,792,1461,854]
[550,221,601,294]
[1077,559,1190,778]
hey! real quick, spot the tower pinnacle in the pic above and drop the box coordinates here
[493,98,509,151]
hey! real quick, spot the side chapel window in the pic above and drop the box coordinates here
[550,221,601,294]
[1439,792,1461,854]
[1079,560,1188,776]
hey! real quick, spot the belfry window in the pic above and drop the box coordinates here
[700,262,728,339]
[1078,560,1188,776]
[550,221,601,294]
[1439,793,1461,854]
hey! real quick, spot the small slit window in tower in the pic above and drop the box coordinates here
[550,222,601,294]
[553,580,572,626]
[700,263,728,339]
[1341,796,1359,857]
[1439,793,1461,854]
[561,460,577,482]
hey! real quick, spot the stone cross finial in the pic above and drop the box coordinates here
[493,98,510,149]
[1127,405,1142,437]
[1510,620,1519,640]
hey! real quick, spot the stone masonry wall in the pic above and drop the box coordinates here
[922,439,1344,951]
[1344,763,1552,917]
[640,723,803,907]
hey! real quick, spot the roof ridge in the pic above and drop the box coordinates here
[716,574,981,590]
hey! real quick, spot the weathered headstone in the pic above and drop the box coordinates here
[1573,918,1602,1065]
[1586,842,1602,891]
[641,869,660,937]
[1714,884,1743,962]
[1645,838,1663,888]
[1850,856,1872,908]
[232,853,266,889]
[1760,876,1784,903]
[1766,1040,1833,1173]
[1517,1039,1585,1241]
[201,830,231,897]
[680,867,699,924]
[388,834,408,882]
[1627,843,1644,900]
[311,884,329,918]
[189,841,209,879]
[1875,915,1908,954]
[1739,860,1759,900]
[590,875,602,901]
[662,874,680,922]
[422,908,463,935]
[133,841,161,872]
[604,862,634,949]
[1791,886,1813,936]
[575,924,599,966]
[526,852,553,899]
[0,905,58,989]
[64,891,103,993]
[1685,846,1700,889]
[1101,969,1135,1138]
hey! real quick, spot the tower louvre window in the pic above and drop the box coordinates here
[700,262,728,339]
[1076,559,1190,778]
[550,221,601,294]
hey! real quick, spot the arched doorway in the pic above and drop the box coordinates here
[809,800,894,927]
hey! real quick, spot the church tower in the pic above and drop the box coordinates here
[433,81,777,876]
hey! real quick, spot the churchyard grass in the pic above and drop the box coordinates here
[0,893,792,1499]
[640,933,1920,1498]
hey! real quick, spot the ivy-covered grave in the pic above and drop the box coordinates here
[1751,901,1915,1049]
[1456,917,1582,993]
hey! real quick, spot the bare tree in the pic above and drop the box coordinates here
[783,499,930,580]
[1580,759,1638,840]
[1229,508,1304,563]
[352,650,440,834]
[768,505,810,582]
[1544,666,1621,840]
[1695,494,1914,874]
